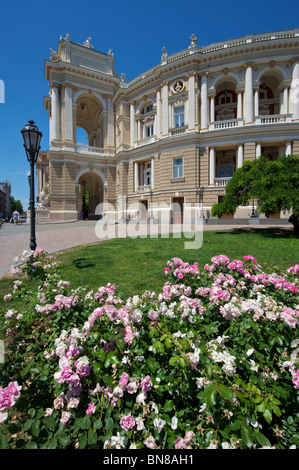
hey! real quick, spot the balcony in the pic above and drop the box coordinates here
[138,185,151,193]
[170,125,188,136]
[214,177,232,187]
[209,118,244,131]
[255,114,292,125]
[75,144,114,157]
[135,136,156,147]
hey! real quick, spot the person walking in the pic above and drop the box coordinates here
[12,210,19,225]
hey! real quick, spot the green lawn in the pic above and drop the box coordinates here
[0,228,298,303]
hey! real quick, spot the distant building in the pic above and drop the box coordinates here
[38,29,299,223]
[0,180,11,219]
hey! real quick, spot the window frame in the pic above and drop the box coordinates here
[173,105,185,128]
[173,157,183,179]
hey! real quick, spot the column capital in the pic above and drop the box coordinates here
[187,71,196,78]
[129,100,136,106]
[161,81,169,87]
[291,56,299,64]
[50,82,61,90]
[199,71,209,78]
[244,62,254,69]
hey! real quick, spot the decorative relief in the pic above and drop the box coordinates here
[171,79,185,94]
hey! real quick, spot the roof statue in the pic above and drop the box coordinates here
[83,37,94,49]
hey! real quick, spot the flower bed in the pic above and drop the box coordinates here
[0,249,298,449]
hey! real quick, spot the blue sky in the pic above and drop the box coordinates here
[0,0,298,210]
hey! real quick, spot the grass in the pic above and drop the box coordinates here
[0,228,298,305]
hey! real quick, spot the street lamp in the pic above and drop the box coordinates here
[21,120,42,251]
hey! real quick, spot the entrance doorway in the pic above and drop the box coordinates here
[139,200,148,219]
[173,197,184,224]
[78,173,103,220]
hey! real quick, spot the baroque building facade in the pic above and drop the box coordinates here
[37,29,299,223]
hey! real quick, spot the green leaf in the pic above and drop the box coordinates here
[205,384,217,407]
[31,420,41,437]
[0,433,9,449]
[254,430,271,448]
[58,433,71,448]
[80,416,91,430]
[240,423,254,448]
[164,400,175,412]
[25,441,38,449]
[43,415,56,430]
[263,408,272,424]
[106,417,114,431]
[93,420,102,429]
[217,384,233,401]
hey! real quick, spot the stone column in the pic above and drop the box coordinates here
[156,88,161,138]
[64,86,73,141]
[244,63,254,123]
[256,143,262,158]
[200,73,209,129]
[237,144,244,169]
[254,88,259,118]
[286,142,292,155]
[107,97,114,147]
[188,73,196,130]
[161,82,169,136]
[237,90,243,118]
[283,87,289,114]
[291,59,299,120]
[51,84,59,141]
[130,101,136,146]
[151,158,155,189]
[137,120,141,141]
[210,94,215,123]
[209,147,216,185]
[134,162,139,192]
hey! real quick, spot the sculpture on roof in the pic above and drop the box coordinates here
[161,46,168,64]
[83,37,94,49]
[50,49,60,62]
[188,33,197,49]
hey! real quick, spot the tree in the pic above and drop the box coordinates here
[211,155,299,233]
[10,196,24,215]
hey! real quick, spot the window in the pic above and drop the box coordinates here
[173,158,183,178]
[146,124,154,137]
[143,104,153,114]
[144,162,151,186]
[219,166,233,178]
[174,106,185,128]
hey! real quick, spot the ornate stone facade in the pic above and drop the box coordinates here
[39,30,299,222]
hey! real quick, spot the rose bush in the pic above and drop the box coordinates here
[0,249,298,449]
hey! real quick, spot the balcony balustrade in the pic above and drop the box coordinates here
[255,114,292,125]
[214,177,232,186]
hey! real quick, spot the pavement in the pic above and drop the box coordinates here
[0,219,293,277]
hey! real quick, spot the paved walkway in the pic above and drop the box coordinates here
[0,219,293,277]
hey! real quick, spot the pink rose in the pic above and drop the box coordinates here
[119,372,129,389]
[141,375,152,394]
[86,402,96,415]
[60,411,71,426]
[124,325,134,345]
[120,413,135,431]
[292,370,299,389]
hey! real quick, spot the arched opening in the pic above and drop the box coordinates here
[78,172,104,220]
[75,95,104,148]
[258,73,282,115]
[215,79,237,121]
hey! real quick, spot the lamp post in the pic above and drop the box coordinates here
[21,120,42,251]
